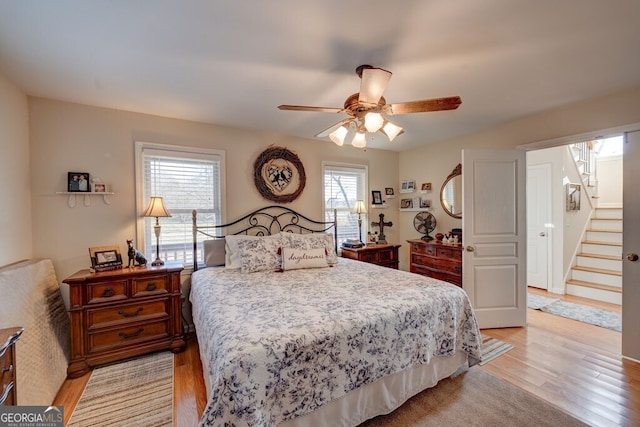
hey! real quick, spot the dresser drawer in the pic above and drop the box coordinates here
[436,246,462,261]
[359,252,378,263]
[88,320,170,354]
[87,280,128,304]
[86,300,169,330]
[411,242,436,257]
[132,275,168,297]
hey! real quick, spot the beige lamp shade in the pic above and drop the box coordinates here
[142,196,172,218]
[352,200,367,214]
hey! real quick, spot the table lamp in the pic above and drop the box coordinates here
[142,196,172,266]
[352,200,367,243]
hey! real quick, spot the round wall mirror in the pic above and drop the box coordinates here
[440,164,462,219]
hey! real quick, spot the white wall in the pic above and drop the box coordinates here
[27,98,399,287]
[597,156,623,207]
[0,74,32,266]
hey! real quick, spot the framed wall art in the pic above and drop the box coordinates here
[566,183,581,211]
[400,180,415,193]
[68,172,90,192]
[372,190,383,205]
[253,146,306,203]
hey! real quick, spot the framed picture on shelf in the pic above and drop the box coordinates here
[92,182,107,193]
[400,180,415,193]
[400,198,413,209]
[421,182,432,191]
[68,172,90,192]
[420,198,431,208]
[385,187,395,197]
[371,190,383,205]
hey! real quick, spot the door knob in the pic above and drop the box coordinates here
[465,245,475,252]
[627,253,639,262]
[539,232,546,237]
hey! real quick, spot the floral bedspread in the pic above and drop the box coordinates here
[190,258,481,427]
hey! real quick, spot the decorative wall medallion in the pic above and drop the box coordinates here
[253,146,306,203]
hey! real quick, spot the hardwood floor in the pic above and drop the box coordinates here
[53,289,639,426]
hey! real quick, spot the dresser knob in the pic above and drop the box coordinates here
[102,287,115,297]
[145,282,157,291]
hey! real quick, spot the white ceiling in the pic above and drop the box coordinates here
[1,1,639,151]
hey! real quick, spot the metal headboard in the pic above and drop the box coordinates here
[192,205,338,270]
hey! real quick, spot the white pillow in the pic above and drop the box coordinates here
[280,232,338,265]
[236,234,284,273]
[281,247,328,270]
[224,235,259,269]
[203,239,226,267]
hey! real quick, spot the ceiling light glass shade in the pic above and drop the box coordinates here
[382,121,404,141]
[364,112,384,133]
[351,131,367,148]
[329,125,348,146]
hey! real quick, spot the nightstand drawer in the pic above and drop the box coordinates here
[87,280,128,304]
[359,252,378,263]
[377,249,396,262]
[88,320,169,354]
[87,300,169,329]
[132,275,168,297]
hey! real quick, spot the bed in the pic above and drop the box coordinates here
[190,206,481,427]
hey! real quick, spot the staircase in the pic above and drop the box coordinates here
[566,207,622,305]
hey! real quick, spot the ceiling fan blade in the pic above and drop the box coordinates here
[314,118,354,138]
[386,96,462,115]
[278,105,343,113]
[358,67,392,106]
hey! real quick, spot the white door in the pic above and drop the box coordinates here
[462,149,527,328]
[622,130,640,360]
[526,163,551,289]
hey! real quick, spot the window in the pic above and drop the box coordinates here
[323,162,367,246]
[135,142,225,268]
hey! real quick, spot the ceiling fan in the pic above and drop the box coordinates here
[278,65,462,148]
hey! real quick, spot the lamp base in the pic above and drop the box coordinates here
[151,258,165,266]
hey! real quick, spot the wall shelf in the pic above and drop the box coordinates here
[56,192,114,207]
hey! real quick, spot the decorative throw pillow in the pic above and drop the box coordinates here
[236,235,283,273]
[280,232,338,265]
[224,235,259,269]
[281,247,328,270]
[203,239,226,267]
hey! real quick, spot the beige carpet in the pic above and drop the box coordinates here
[68,351,174,427]
[360,368,587,426]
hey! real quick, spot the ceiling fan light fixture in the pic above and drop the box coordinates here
[382,121,403,141]
[329,125,348,146]
[364,112,384,133]
[351,131,367,148]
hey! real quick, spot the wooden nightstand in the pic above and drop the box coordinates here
[341,243,401,269]
[63,262,186,378]
[0,327,23,406]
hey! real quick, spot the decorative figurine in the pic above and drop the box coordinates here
[126,239,147,267]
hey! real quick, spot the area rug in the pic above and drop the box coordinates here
[527,293,621,332]
[527,293,560,310]
[480,334,514,365]
[360,367,587,426]
[68,352,174,427]
[540,300,622,332]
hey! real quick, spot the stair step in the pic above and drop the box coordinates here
[589,219,622,232]
[583,240,622,247]
[576,252,622,261]
[566,279,622,294]
[585,230,622,244]
[572,265,622,276]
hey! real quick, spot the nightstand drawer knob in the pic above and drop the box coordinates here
[145,282,157,291]
[119,328,144,339]
[102,288,115,297]
[118,307,143,318]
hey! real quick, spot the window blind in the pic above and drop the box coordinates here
[323,163,367,245]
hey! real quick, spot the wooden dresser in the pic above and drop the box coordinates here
[341,243,401,269]
[63,262,186,378]
[408,240,463,286]
[0,327,23,406]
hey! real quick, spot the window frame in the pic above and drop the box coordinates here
[134,141,226,270]
[322,161,368,246]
